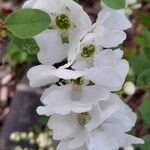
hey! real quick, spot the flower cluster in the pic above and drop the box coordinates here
[24,0,144,149]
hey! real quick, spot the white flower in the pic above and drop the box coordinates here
[63,11,129,69]
[48,103,118,149]
[36,84,109,115]
[28,49,128,92]
[23,0,91,65]
[48,94,143,150]
[87,94,144,150]
[85,49,129,91]
[48,104,101,140]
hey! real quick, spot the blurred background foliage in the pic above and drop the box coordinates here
[0,0,150,150]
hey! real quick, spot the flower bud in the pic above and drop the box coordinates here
[123,81,136,95]
[124,145,134,150]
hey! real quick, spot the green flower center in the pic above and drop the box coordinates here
[55,14,71,30]
[78,112,92,126]
[81,44,96,58]
[71,77,84,86]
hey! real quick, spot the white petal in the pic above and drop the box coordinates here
[35,30,66,65]
[57,140,87,150]
[33,0,62,15]
[88,129,119,150]
[99,104,119,124]
[51,68,85,80]
[86,50,129,91]
[72,60,90,70]
[97,5,132,30]
[115,59,129,79]
[48,113,82,140]
[99,94,137,132]
[95,24,126,48]
[66,0,92,31]
[119,134,144,147]
[86,67,124,91]
[38,85,109,115]
[94,49,117,67]
[114,48,124,59]
[85,104,101,131]
[27,65,59,87]
[22,0,37,8]
[68,130,89,149]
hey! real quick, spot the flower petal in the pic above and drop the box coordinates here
[33,0,62,14]
[51,68,85,79]
[97,4,132,30]
[35,30,66,65]
[57,140,87,150]
[48,113,82,140]
[22,0,37,8]
[94,24,126,48]
[27,65,59,87]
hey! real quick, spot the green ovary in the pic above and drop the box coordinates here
[81,44,96,58]
[55,14,71,30]
[78,112,92,126]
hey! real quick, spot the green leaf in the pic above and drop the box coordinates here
[129,54,150,76]
[144,47,150,61]
[135,135,150,150]
[102,0,126,9]
[6,41,28,66]
[139,12,150,25]
[38,116,49,125]
[0,12,7,20]
[5,8,51,39]
[12,37,39,54]
[134,28,150,47]
[138,96,150,128]
[73,0,80,3]
[137,69,150,86]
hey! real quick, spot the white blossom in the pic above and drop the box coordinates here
[37,85,109,115]
[24,0,144,149]
[23,0,91,65]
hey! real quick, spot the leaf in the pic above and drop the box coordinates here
[102,0,126,9]
[139,12,150,25]
[5,8,51,39]
[138,96,150,128]
[0,12,7,20]
[73,0,80,3]
[129,54,150,76]
[144,47,150,61]
[12,37,39,54]
[134,28,150,47]
[6,41,28,66]
[38,116,49,125]
[136,135,150,150]
[137,69,150,86]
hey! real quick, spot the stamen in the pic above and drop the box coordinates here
[81,44,96,58]
[78,112,92,126]
[55,14,71,30]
